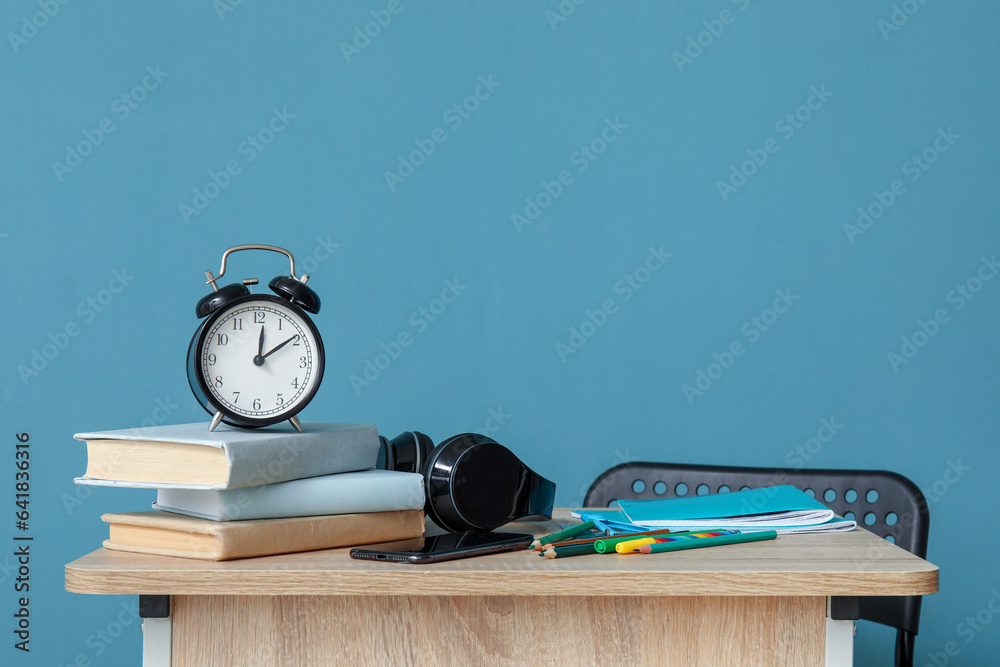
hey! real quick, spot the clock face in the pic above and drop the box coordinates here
[197,297,324,424]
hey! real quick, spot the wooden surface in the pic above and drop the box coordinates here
[170,594,826,667]
[66,509,938,598]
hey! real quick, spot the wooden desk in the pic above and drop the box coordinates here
[66,510,938,666]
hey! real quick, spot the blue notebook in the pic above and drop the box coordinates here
[612,485,856,534]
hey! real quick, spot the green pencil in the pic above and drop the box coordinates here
[530,520,595,550]
[637,530,777,554]
[541,542,598,559]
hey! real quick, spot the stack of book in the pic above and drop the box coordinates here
[74,422,425,560]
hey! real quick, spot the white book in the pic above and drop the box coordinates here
[153,469,426,521]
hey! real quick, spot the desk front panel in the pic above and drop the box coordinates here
[171,594,826,667]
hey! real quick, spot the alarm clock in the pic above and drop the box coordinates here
[187,245,325,432]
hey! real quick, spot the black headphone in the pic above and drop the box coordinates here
[377,432,556,533]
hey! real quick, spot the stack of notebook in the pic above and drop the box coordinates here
[573,485,857,534]
[74,422,425,560]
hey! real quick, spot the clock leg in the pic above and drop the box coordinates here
[289,416,304,433]
[208,412,224,432]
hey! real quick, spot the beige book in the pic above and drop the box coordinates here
[102,510,424,561]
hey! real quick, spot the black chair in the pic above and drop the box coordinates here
[584,462,930,667]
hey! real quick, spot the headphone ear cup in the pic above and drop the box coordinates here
[376,436,394,471]
[414,432,434,473]
[380,431,434,474]
[422,434,556,533]
[423,433,504,532]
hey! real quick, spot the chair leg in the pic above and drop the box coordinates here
[895,629,915,667]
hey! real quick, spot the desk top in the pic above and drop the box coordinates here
[65,509,938,598]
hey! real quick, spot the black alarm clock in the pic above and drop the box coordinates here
[186,245,325,432]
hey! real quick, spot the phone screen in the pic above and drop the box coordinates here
[349,530,533,564]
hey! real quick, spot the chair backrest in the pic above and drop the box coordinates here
[584,462,930,667]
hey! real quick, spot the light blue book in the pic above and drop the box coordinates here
[153,469,425,521]
[613,485,856,533]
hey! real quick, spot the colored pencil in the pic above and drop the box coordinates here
[530,534,603,551]
[537,527,684,552]
[592,529,684,554]
[529,520,595,550]
[540,543,599,559]
[637,530,777,554]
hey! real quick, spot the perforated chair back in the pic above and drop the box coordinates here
[584,462,929,667]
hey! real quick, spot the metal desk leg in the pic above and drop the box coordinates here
[139,595,171,667]
[826,596,856,667]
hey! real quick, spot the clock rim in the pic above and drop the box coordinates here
[187,293,325,429]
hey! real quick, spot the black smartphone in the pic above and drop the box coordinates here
[349,530,533,564]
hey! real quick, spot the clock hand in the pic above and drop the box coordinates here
[253,326,266,366]
[262,334,298,359]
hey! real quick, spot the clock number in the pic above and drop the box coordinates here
[290,378,299,389]
[276,393,284,405]
[299,356,307,368]
[232,318,243,331]
[253,398,261,410]
[207,353,217,366]
[254,311,265,324]
[216,333,229,346]
[292,335,300,346]
[214,376,223,388]
[232,392,240,403]
[278,319,283,331]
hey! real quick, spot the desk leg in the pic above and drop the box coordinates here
[825,595,855,667]
[825,616,855,667]
[140,595,172,667]
[170,594,828,666]
[142,617,172,667]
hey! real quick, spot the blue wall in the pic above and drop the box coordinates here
[2,2,997,665]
